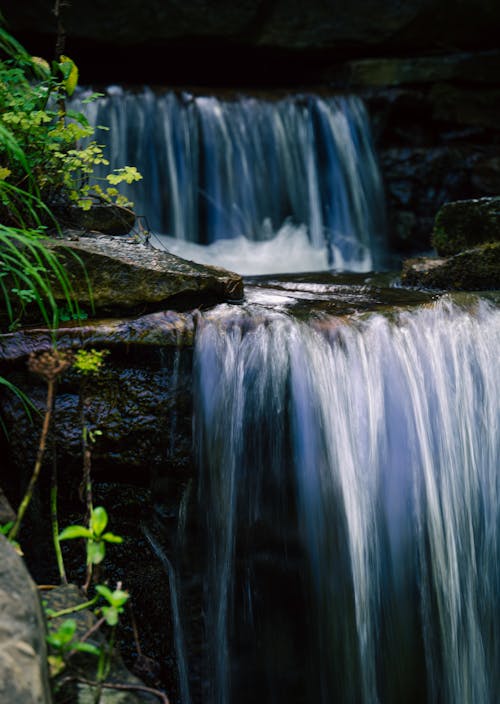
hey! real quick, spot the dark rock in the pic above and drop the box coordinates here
[6,1,500,85]
[430,84,500,131]
[45,234,244,313]
[328,51,500,88]
[0,535,53,704]
[0,485,16,523]
[379,146,474,252]
[51,204,136,236]
[401,242,500,290]
[432,197,500,256]
[0,310,196,363]
[0,339,194,477]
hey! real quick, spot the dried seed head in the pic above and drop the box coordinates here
[27,348,74,383]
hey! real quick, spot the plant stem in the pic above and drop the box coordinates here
[51,447,67,584]
[47,594,99,620]
[8,378,55,542]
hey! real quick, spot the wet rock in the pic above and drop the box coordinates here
[401,242,500,290]
[0,535,53,704]
[45,235,244,313]
[0,342,194,478]
[432,197,500,256]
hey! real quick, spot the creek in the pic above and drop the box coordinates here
[71,88,500,704]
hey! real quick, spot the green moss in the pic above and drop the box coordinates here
[402,242,500,290]
[432,197,500,256]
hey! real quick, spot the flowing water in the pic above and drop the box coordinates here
[73,88,386,273]
[73,86,499,703]
[193,296,500,704]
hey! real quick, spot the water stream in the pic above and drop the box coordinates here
[73,88,386,273]
[73,86,500,703]
[193,296,500,704]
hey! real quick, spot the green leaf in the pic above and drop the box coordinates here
[74,642,101,656]
[102,605,119,626]
[109,589,129,607]
[59,55,78,96]
[0,522,13,535]
[47,618,77,647]
[90,506,108,536]
[59,525,93,540]
[87,539,105,565]
[95,584,114,603]
[102,532,123,544]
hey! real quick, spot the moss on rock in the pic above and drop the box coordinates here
[402,242,500,290]
[432,196,500,256]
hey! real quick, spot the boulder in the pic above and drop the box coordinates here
[401,242,500,290]
[50,204,136,236]
[432,197,500,256]
[0,535,53,704]
[45,234,244,313]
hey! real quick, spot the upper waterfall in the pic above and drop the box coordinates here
[73,88,387,274]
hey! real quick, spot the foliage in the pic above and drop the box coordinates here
[46,618,100,677]
[59,506,123,567]
[0,520,22,554]
[0,30,142,229]
[73,348,109,376]
[95,584,130,627]
[0,224,81,330]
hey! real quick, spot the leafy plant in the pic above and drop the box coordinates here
[0,29,142,228]
[59,506,123,569]
[46,618,100,677]
[0,520,22,554]
[95,584,130,627]
[73,348,109,376]
[0,224,81,331]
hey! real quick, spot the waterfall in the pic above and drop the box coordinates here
[73,88,386,273]
[193,299,500,704]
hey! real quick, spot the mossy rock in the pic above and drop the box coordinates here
[401,242,500,290]
[432,196,500,256]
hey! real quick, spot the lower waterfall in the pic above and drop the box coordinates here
[192,298,500,704]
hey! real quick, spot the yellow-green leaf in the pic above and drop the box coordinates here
[59,55,79,96]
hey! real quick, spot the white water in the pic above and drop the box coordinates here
[153,223,334,275]
[193,298,500,704]
[72,88,386,273]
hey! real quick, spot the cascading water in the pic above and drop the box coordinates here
[73,88,386,273]
[193,298,500,704]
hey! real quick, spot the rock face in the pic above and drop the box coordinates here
[365,83,500,253]
[431,197,500,256]
[0,316,195,477]
[46,234,244,313]
[6,0,500,55]
[0,536,53,704]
